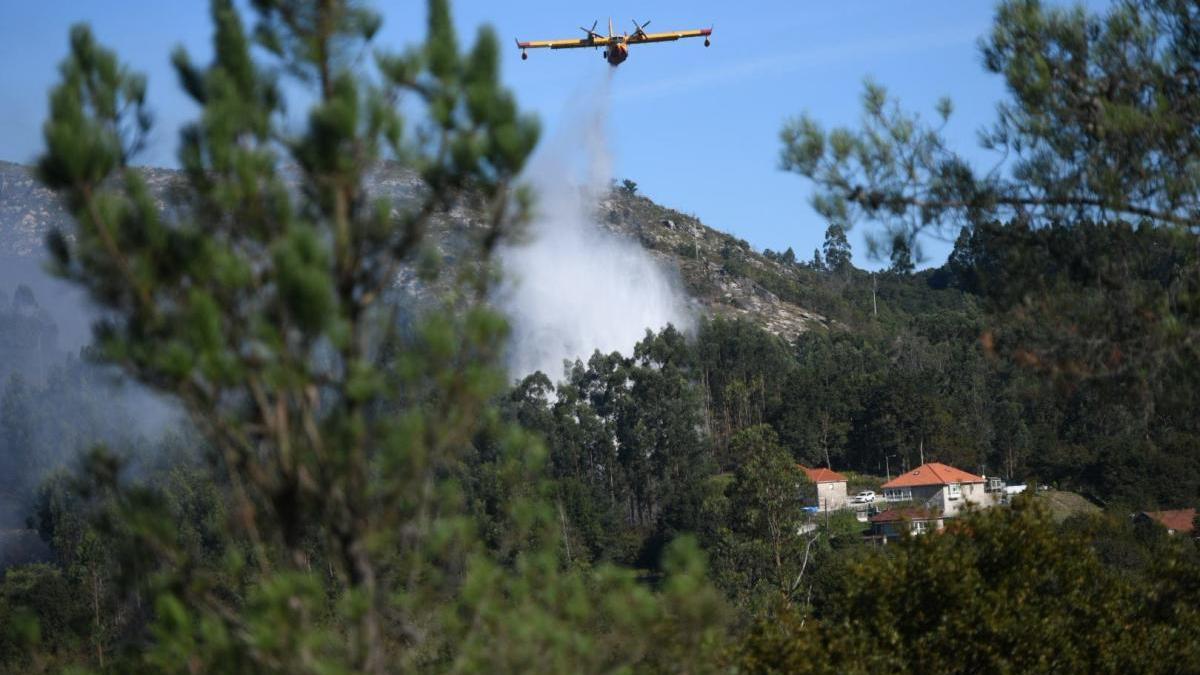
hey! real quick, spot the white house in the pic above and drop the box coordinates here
[799,465,849,512]
[880,462,1001,517]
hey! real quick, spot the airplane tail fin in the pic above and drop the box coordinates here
[608,17,613,38]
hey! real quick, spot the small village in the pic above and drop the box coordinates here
[798,462,1198,544]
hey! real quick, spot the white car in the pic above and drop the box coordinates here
[851,490,876,504]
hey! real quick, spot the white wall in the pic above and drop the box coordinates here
[940,482,996,516]
[816,481,848,511]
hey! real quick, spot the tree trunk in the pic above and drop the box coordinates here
[91,565,105,669]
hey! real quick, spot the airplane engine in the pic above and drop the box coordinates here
[606,43,628,66]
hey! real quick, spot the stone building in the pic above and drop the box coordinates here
[799,465,849,512]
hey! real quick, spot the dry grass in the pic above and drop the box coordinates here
[1036,489,1102,522]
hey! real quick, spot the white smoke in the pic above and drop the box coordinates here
[497,71,693,380]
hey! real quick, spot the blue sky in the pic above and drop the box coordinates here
[0,1,1102,268]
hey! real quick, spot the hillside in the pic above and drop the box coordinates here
[596,192,831,337]
[0,160,70,257]
[0,160,830,340]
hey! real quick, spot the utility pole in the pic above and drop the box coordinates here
[919,437,925,466]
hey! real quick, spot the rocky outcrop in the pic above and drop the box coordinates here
[0,161,830,341]
[0,161,71,257]
[597,193,832,339]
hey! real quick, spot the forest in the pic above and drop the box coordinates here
[1,0,1199,672]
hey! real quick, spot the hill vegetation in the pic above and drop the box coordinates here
[0,0,1198,672]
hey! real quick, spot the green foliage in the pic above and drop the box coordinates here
[0,563,89,672]
[619,178,639,196]
[22,0,732,672]
[949,218,1200,503]
[720,426,811,605]
[518,283,1187,528]
[736,501,1200,673]
[695,318,795,462]
[448,536,728,673]
[497,326,716,567]
[820,223,851,271]
[0,376,36,504]
[783,0,1200,253]
[11,0,1200,671]
[763,246,797,267]
[887,234,914,274]
[778,0,1200,508]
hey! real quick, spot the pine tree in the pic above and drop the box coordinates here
[781,0,1200,249]
[33,1,727,671]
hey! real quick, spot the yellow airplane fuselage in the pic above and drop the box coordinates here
[517,21,711,67]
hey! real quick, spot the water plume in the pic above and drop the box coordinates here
[496,70,693,379]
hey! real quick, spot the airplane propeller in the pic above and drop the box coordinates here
[579,20,600,40]
[631,19,651,38]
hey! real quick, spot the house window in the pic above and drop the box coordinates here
[911,521,928,535]
[886,489,912,502]
[947,483,961,500]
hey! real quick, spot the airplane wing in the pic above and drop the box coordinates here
[517,36,612,50]
[627,28,711,45]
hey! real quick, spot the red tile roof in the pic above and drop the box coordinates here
[882,462,985,489]
[1141,509,1196,534]
[798,465,847,484]
[869,507,941,524]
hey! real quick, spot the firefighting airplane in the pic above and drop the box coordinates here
[517,19,712,67]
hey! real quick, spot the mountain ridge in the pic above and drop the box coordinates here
[0,159,829,341]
